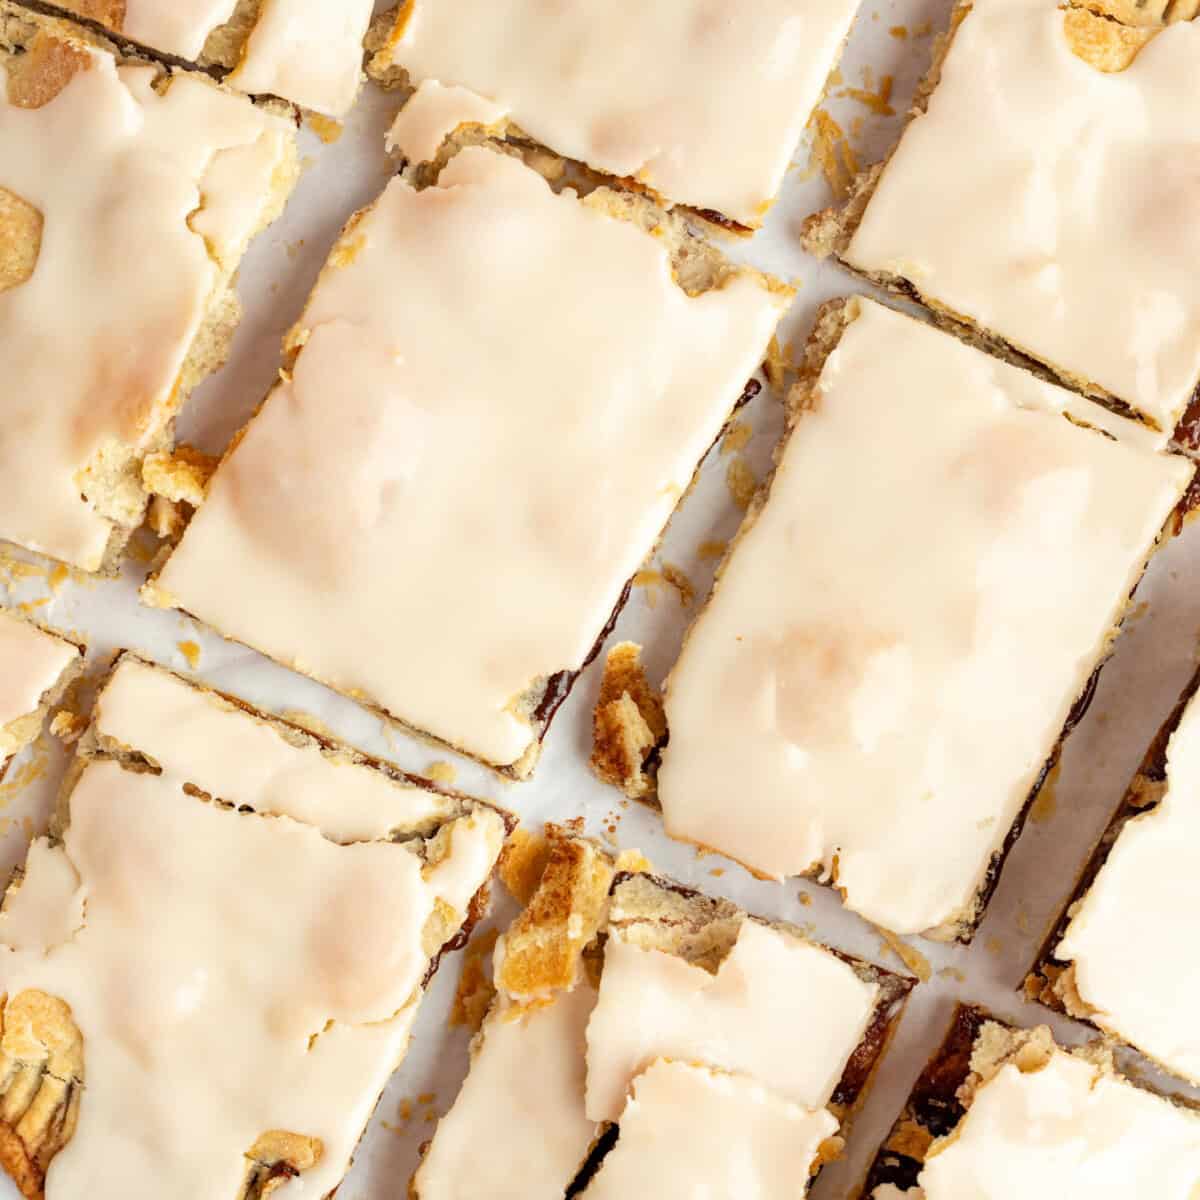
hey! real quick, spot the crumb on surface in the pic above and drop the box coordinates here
[449,927,499,1032]
[696,539,727,561]
[878,928,932,982]
[725,455,758,510]
[176,640,201,670]
[613,848,653,875]
[424,760,457,787]
[661,562,694,607]
[306,113,343,143]
[48,710,86,745]
[720,420,753,457]
[590,642,666,800]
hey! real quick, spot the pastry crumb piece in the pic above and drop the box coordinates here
[306,113,343,143]
[498,828,551,905]
[449,928,499,1031]
[425,760,458,787]
[48,710,86,745]
[696,539,727,561]
[725,455,759,510]
[176,641,201,670]
[661,563,694,607]
[613,848,653,875]
[720,420,753,457]
[877,928,931,982]
[142,445,218,507]
[591,643,666,800]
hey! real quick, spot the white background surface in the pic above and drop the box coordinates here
[4,1,1200,1196]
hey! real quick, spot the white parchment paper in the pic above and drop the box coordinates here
[3,1,1198,1196]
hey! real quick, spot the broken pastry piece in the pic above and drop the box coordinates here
[16,0,375,114]
[0,655,506,1199]
[864,1005,1200,1198]
[0,3,297,572]
[1028,660,1200,1088]
[0,609,82,779]
[414,833,912,1198]
[803,0,1200,436]
[146,140,788,778]
[370,0,864,228]
[590,642,665,800]
[657,296,1193,940]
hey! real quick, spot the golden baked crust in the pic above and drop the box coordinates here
[590,642,666,800]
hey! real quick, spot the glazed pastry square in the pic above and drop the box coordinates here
[371,0,863,227]
[864,1006,1200,1199]
[413,837,911,1198]
[0,5,297,572]
[0,656,506,1199]
[0,608,81,777]
[1028,662,1200,1087]
[806,0,1200,435]
[147,144,788,776]
[657,296,1193,939]
[15,0,374,114]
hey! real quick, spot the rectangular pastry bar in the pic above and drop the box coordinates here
[14,0,373,114]
[863,1005,1200,1198]
[412,828,912,1199]
[0,655,507,1199]
[656,296,1193,940]
[1026,660,1200,1087]
[0,608,81,779]
[370,0,864,229]
[145,140,788,777]
[802,0,1200,436]
[0,2,297,572]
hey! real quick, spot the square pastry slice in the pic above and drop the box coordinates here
[1027,662,1200,1087]
[15,0,374,114]
[657,296,1193,940]
[413,832,912,1198]
[370,0,864,228]
[146,143,788,777]
[0,5,297,572]
[0,655,507,1199]
[864,1006,1200,1199]
[0,608,82,778]
[804,0,1200,435]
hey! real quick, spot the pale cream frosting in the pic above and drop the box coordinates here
[154,146,785,769]
[385,80,508,164]
[1055,687,1200,1084]
[382,0,862,224]
[658,298,1192,935]
[94,658,457,843]
[228,0,376,116]
[585,917,878,1122]
[0,610,79,754]
[582,1060,837,1199]
[904,1045,1200,1197]
[0,46,293,569]
[844,0,1200,431]
[121,0,238,59]
[0,667,504,1198]
[414,985,599,1200]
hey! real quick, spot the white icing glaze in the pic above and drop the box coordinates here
[414,986,598,1200]
[121,0,238,60]
[658,298,1191,934]
[228,0,376,116]
[385,0,861,224]
[845,0,1200,431]
[0,610,78,751]
[0,47,293,569]
[95,658,457,843]
[582,1060,837,1199]
[0,664,503,1198]
[156,147,785,769]
[914,1046,1200,1197]
[1056,686,1200,1084]
[585,918,877,1123]
[385,80,508,164]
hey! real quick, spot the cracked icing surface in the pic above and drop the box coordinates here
[0,41,293,568]
[379,0,862,224]
[658,298,1192,935]
[0,664,504,1199]
[155,147,784,769]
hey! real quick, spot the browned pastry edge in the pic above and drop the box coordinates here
[799,0,1200,445]
[1024,660,1200,1029]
